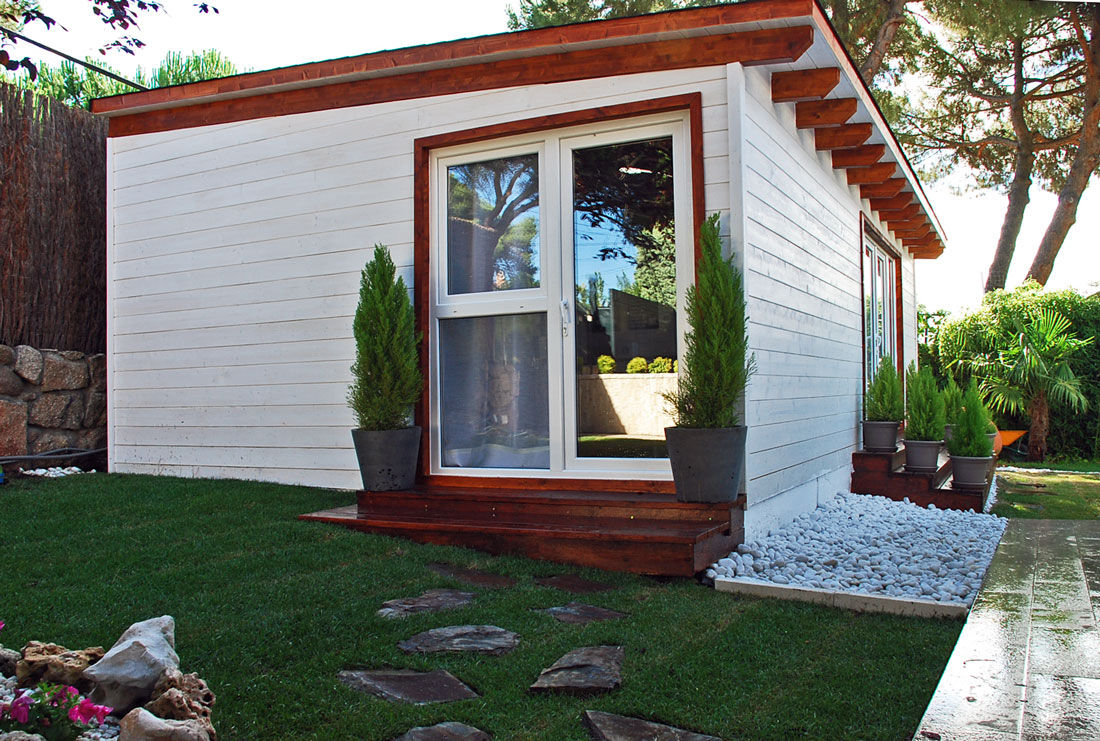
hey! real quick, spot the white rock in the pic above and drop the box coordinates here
[118,708,208,741]
[84,616,180,713]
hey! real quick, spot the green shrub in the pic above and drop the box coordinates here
[347,245,422,430]
[905,362,945,441]
[596,355,616,374]
[948,381,994,458]
[864,356,904,422]
[626,357,648,374]
[664,213,755,428]
[648,356,674,374]
[936,281,1100,459]
[942,376,963,425]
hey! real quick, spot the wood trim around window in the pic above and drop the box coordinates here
[411,93,704,491]
[860,216,904,388]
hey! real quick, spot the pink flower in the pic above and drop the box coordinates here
[10,693,33,724]
[0,620,6,632]
[68,697,110,726]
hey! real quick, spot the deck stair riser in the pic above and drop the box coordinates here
[302,486,745,576]
[851,445,988,511]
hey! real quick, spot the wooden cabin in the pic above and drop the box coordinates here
[93,0,945,575]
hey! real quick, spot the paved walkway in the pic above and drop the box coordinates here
[917,519,1100,740]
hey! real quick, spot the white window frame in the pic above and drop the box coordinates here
[863,225,899,385]
[427,112,692,480]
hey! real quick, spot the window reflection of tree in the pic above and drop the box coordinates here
[447,155,540,293]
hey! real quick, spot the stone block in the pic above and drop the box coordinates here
[84,391,107,428]
[60,350,84,361]
[78,427,107,451]
[0,400,27,456]
[0,367,23,397]
[13,346,42,384]
[28,428,76,455]
[29,392,84,429]
[40,352,89,391]
[88,354,107,392]
[0,344,13,365]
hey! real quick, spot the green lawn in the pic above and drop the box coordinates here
[0,474,960,740]
[1003,459,1100,473]
[993,468,1100,519]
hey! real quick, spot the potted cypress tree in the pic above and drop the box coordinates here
[663,214,755,503]
[942,376,963,443]
[947,380,994,489]
[348,245,423,490]
[903,362,945,473]
[863,355,904,452]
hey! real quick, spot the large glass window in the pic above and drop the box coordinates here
[430,114,689,478]
[863,226,898,384]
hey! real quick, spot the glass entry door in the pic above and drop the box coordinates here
[431,116,689,478]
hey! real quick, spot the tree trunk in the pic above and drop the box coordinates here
[859,0,909,83]
[1027,389,1050,461]
[986,37,1034,294]
[1027,8,1100,286]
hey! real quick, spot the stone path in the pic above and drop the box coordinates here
[338,669,478,704]
[350,563,714,738]
[583,710,721,741]
[917,519,1100,740]
[541,602,626,625]
[529,646,624,695]
[377,589,476,619]
[398,625,520,656]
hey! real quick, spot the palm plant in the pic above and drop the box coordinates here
[967,308,1092,460]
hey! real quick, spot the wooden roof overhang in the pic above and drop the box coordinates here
[90,0,944,258]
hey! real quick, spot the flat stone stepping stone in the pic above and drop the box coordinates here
[398,625,520,655]
[394,721,491,740]
[338,669,478,704]
[542,602,626,625]
[377,589,476,619]
[428,563,517,588]
[530,645,623,695]
[583,710,721,741]
[536,574,614,593]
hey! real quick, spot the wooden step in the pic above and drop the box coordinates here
[851,445,989,511]
[358,486,734,524]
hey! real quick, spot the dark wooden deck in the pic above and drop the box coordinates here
[851,445,994,511]
[300,486,744,576]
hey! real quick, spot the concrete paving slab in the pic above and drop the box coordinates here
[917,519,1100,741]
[713,577,968,618]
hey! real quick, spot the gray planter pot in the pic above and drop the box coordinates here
[352,426,421,491]
[664,425,747,503]
[862,420,900,453]
[951,455,993,490]
[904,439,942,474]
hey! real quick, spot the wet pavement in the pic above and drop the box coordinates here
[917,519,1100,740]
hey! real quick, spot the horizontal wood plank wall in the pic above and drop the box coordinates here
[739,66,862,529]
[106,67,731,488]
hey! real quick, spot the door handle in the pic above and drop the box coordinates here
[560,299,572,336]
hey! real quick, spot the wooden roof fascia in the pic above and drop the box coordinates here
[794,97,857,127]
[807,1,944,246]
[830,144,885,167]
[814,123,872,149]
[845,162,896,185]
[105,25,814,137]
[91,0,815,116]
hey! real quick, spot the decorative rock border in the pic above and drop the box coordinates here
[0,344,106,457]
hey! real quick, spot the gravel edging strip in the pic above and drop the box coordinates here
[714,577,969,619]
[998,465,1100,475]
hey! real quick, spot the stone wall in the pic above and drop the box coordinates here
[577,373,677,437]
[0,344,107,456]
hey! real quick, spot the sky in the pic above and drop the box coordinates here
[9,0,1097,316]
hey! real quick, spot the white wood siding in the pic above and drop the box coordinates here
[737,67,915,538]
[107,67,730,487]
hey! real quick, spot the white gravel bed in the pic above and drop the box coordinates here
[707,492,1007,606]
[18,466,95,478]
